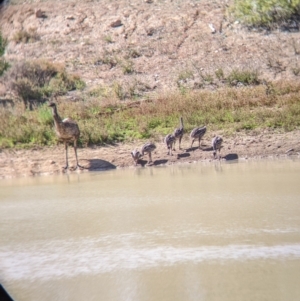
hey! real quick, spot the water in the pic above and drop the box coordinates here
[1,159,300,301]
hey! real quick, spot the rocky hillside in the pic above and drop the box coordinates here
[1,0,300,99]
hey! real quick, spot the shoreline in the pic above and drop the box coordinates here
[0,129,299,180]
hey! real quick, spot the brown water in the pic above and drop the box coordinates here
[1,159,300,301]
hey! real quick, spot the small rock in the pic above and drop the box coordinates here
[208,23,216,34]
[35,9,46,18]
[146,27,155,36]
[111,19,122,28]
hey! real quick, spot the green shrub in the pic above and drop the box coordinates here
[226,69,260,86]
[121,60,134,74]
[4,60,85,109]
[215,68,225,80]
[0,31,7,57]
[0,59,9,76]
[229,0,300,28]
[0,31,9,76]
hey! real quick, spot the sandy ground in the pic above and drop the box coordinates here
[1,129,299,179]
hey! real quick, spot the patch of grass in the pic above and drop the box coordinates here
[0,60,10,76]
[177,69,194,84]
[0,31,7,57]
[215,68,225,80]
[0,30,9,76]
[95,53,118,69]
[1,80,300,148]
[229,0,300,29]
[121,60,134,75]
[13,28,40,44]
[200,72,214,84]
[113,82,126,100]
[226,69,260,86]
[291,66,300,76]
[103,35,113,44]
[126,48,141,59]
[89,85,110,98]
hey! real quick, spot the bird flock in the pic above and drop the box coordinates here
[49,102,223,170]
[131,116,224,166]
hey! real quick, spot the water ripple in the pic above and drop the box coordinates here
[1,243,300,281]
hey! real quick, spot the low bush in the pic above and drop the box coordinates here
[13,28,40,44]
[229,0,300,29]
[0,30,9,76]
[3,60,85,110]
[226,69,260,86]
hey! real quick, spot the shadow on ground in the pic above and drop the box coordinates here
[82,159,116,170]
[154,159,168,166]
[177,152,190,159]
[186,146,213,152]
[224,153,239,161]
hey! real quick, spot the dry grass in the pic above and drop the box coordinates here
[1,80,300,149]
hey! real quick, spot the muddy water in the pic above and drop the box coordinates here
[1,159,300,301]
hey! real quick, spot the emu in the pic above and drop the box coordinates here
[190,126,207,149]
[141,142,156,165]
[48,102,83,170]
[212,136,223,160]
[173,116,184,150]
[131,149,142,166]
[164,134,176,156]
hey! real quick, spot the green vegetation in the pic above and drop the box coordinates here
[3,60,85,110]
[0,31,9,76]
[226,69,260,86]
[229,0,300,28]
[1,80,300,149]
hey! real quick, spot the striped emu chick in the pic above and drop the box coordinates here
[173,116,184,150]
[141,142,156,165]
[131,149,142,166]
[190,126,207,149]
[212,136,223,159]
[164,134,176,156]
[48,102,83,170]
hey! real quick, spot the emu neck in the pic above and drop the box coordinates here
[180,118,184,129]
[51,106,63,125]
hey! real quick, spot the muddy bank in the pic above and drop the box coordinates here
[0,129,299,179]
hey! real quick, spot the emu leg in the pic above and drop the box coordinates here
[73,140,84,170]
[191,139,195,148]
[63,143,69,170]
[199,138,202,149]
[148,152,153,164]
[178,136,182,150]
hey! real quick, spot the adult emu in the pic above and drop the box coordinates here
[48,102,84,170]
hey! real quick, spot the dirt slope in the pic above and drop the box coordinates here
[1,0,300,95]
